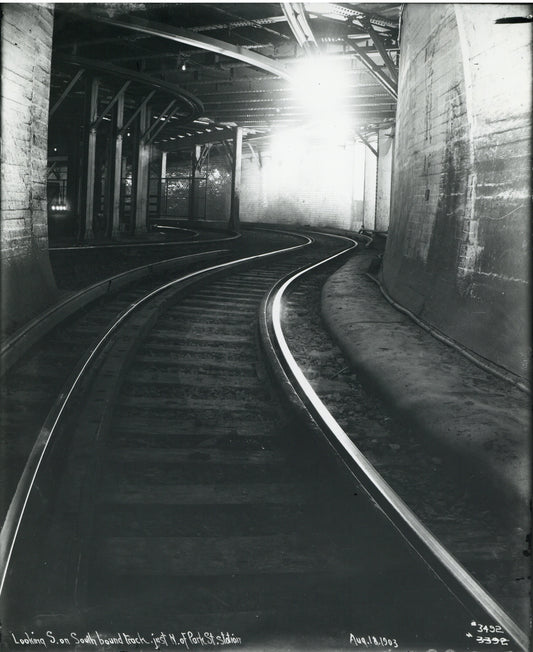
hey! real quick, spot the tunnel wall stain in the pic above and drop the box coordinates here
[382,4,531,378]
[0,4,58,336]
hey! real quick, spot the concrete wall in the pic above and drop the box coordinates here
[1,4,57,336]
[382,4,531,378]
[241,137,368,231]
[375,127,394,232]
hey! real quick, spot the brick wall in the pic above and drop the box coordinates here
[241,138,368,232]
[1,4,57,335]
[382,4,531,377]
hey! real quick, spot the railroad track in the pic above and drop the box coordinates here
[0,230,527,651]
[0,250,231,528]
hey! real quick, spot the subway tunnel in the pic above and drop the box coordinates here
[0,3,531,651]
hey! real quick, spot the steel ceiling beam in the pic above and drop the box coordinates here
[306,3,398,29]
[119,90,157,137]
[190,15,288,33]
[360,18,399,83]
[49,69,85,118]
[205,110,395,122]
[161,126,237,150]
[345,40,397,99]
[141,99,177,141]
[147,103,185,145]
[203,95,393,106]
[358,132,378,156]
[73,11,292,80]
[91,80,131,130]
[207,101,395,115]
[55,54,204,131]
[281,3,319,53]
[199,6,291,42]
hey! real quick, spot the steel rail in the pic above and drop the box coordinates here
[49,231,241,252]
[0,250,231,378]
[264,231,529,652]
[152,224,200,238]
[0,231,312,599]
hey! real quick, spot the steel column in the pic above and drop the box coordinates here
[160,151,168,181]
[111,91,125,237]
[188,145,201,220]
[229,127,242,232]
[66,124,80,230]
[134,103,150,233]
[81,77,99,240]
[158,151,167,218]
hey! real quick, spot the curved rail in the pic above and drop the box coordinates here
[0,231,312,600]
[0,250,230,376]
[152,224,200,239]
[49,230,242,251]
[260,231,529,652]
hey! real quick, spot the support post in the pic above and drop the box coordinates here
[134,102,150,234]
[229,126,242,232]
[161,151,168,180]
[158,151,167,218]
[110,90,125,237]
[66,124,80,236]
[188,145,201,220]
[363,134,378,230]
[375,126,394,232]
[81,77,99,240]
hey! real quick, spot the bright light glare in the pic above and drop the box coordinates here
[291,56,348,121]
[263,124,358,219]
[269,127,307,161]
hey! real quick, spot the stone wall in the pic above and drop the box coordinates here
[1,4,57,336]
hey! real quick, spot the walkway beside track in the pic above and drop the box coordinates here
[323,253,530,508]
[322,252,531,631]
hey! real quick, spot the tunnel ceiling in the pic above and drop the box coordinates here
[50,3,400,151]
